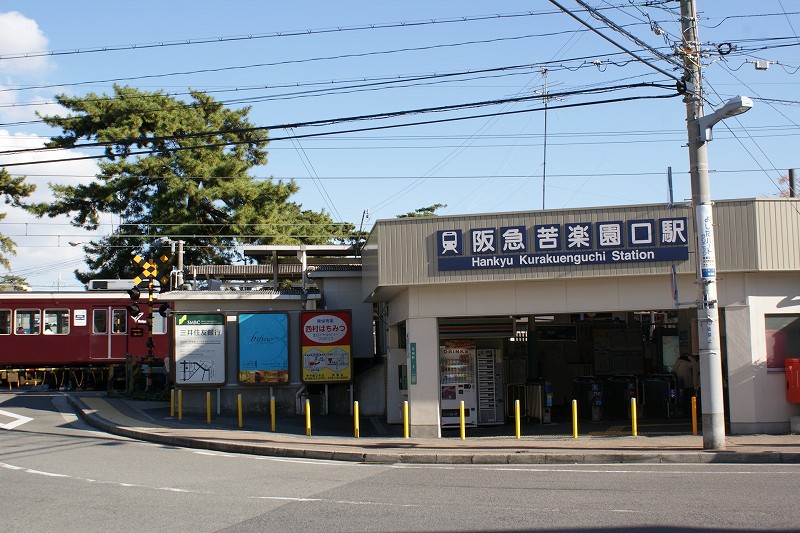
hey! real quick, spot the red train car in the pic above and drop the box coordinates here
[0,290,170,389]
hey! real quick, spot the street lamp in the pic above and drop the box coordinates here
[698,96,753,142]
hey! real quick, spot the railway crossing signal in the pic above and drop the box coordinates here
[126,286,141,317]
[130,251,172,360]
[132,253,171,288]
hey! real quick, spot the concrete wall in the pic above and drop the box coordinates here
[401,275,694,319]
[725,273,800,434]
[354,360,386,416]
[406,317,441,438]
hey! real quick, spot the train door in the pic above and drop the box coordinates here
[90,306,129,360]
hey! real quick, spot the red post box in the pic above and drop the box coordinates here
[786,358,800,403]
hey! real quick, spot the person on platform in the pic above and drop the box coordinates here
[673,353,699,414]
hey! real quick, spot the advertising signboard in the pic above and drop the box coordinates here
[174,312,225,385]
[300,310,352,383]
[238,312,289,384]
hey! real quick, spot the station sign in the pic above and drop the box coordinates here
[435,217,689,271]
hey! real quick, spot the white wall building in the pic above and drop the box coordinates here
[362,198,800,438]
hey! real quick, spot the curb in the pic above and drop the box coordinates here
[67,396,800,465]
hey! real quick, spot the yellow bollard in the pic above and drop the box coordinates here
[177,389,183,421]
[354,400,360,438]
[237,393,243,428]
[572,399,578,438]
[515,399,521,439]
[630,397,638,437]
[691,396,698,435]
[170,388,175,418]
[459,400,466,440]
[206,391,211,424]
[305,399,312,436]
[270,396,276,432]
[403,400,410,438]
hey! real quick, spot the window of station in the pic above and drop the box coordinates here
[15,309,40,334]
[0,309,10,335]
[765,314,800,371]
[112,309,127,334]
[43,309,70,335]
[93,309,108,334]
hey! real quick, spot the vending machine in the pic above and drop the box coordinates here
[477,348,504,425]
[440,341,477,427]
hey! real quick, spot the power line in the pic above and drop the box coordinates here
[0,5,666,62]
[546,0,682,83]
[0,82,674,159]
[0,30,599,94]
[0,90,678,168]
[3,168,791,185]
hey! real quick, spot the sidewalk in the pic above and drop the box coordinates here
[67,392,800,465]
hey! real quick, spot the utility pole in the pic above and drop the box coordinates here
[542,68,549,211]
[680,0,726,450]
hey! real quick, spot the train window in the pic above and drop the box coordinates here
[0,309,10,335]
[43,309,70,335]
[15,309,40,335]
[93,309,108,334]
[112,309,127,334]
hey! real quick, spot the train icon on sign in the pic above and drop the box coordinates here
[437,230,463,255]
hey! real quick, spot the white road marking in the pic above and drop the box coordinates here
[389,464,800,475]
[0,408,34,430]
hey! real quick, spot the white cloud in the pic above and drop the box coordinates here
[1,129,100,289]
[0,11,51,75]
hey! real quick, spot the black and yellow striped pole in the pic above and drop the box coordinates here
[132,252,171,360]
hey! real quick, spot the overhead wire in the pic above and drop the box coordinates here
[286,128,343,222]
[545,0,681,83]
[0,92,679,169]
[0,81,675,159]
[0,4,671,62]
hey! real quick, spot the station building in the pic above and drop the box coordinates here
[163,198,800,438]
[361,198,800,437]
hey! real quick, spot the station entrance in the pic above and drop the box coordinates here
[428,309,721,435]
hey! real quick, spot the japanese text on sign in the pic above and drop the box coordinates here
[436,217,689,271]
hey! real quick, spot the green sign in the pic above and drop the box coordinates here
[174,312,226,385]
[410,342,417,385]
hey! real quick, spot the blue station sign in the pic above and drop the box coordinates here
[436,217,689,271]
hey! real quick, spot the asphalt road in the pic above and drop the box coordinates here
[2,390,799,532]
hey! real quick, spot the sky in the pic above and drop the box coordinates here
[0,1,798,290]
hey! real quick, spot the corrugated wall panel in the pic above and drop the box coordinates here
[363,199,800,295]
[374,204,697,286]
[713,200,758,271]
[754,199,800,270]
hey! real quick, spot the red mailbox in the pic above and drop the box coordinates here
[787,358,800,403]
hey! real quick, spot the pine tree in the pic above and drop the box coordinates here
[27,85,351,282]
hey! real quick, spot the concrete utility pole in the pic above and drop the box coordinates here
[680,0,735,450]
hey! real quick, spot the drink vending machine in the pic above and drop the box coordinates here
[440,341,477,427]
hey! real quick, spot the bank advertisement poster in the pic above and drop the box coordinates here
[174,313,226,385]
[238,313,289,384]
[300,310,352,383]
